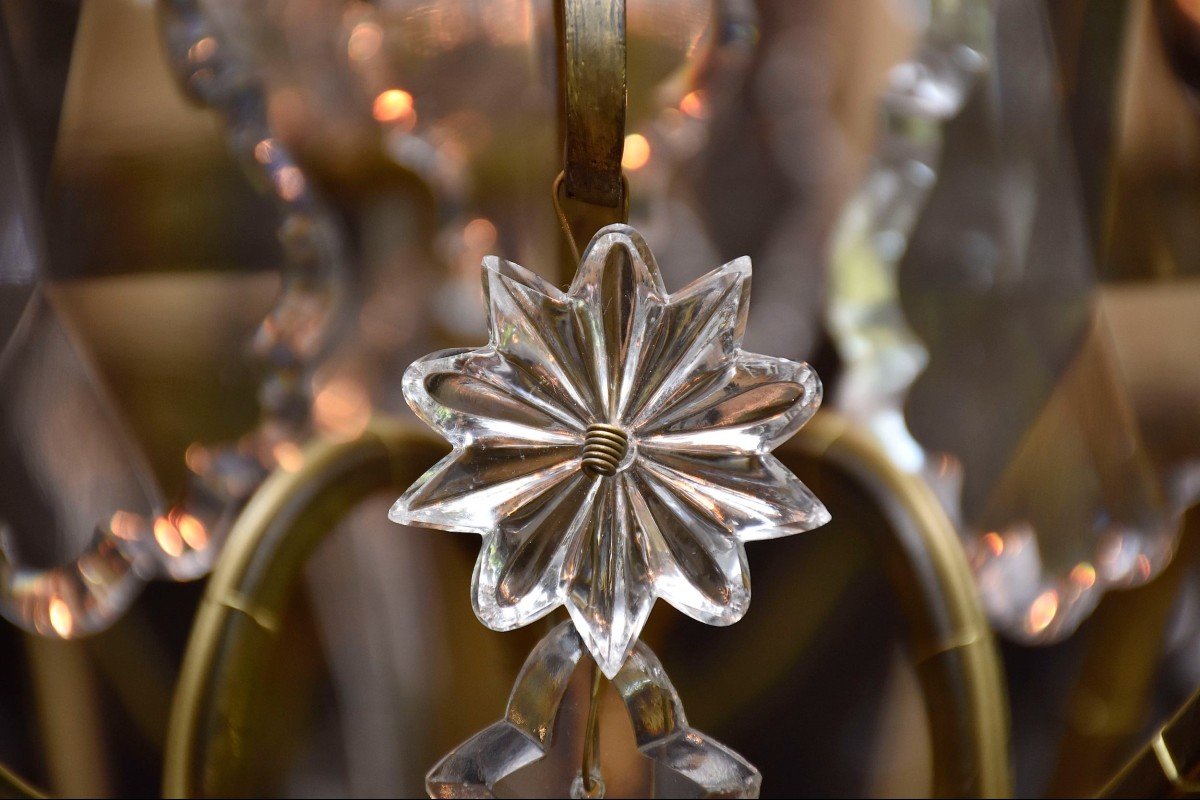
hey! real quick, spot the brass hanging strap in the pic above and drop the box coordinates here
[560,0,626,208]
[554,0,629,273]
[553,171,628,267]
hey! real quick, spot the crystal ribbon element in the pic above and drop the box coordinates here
[426,620,761,799]
[391,224,827,677]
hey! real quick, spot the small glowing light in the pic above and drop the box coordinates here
[109,510,143,541]
[680,90,708,119]
[175,512,209,551]
[981,531,1004,557]
[1027,590,1059,634]
[273,441,305,473]
[48,597,73,638]
[313,378,372,441]
[463,217,497,251]
[1136,554,1152,580]
[373,89,415,123]
[622,134,651,171]
[274,165,305,202]
[253,139,277,165]
[188,36,217,63]
[185,442,212,475]
[154,517,185,558]
[1070,562,1097,589]
[347,22,383,62]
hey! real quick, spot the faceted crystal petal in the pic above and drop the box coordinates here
[472,473,599,630]
[641,353,820,455]
[484,256,602,423]
[566,225,668,420]
[625,258,751,430]
[626,468,750,626]
[393,223,829,678]
[614,638,762,798]
[638,451,830,541]
[425,621,582,798]
[403,348,584,447]
[561,479,654,678]
[389,445,578,534]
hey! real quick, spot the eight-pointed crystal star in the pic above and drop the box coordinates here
[390,224,829,677]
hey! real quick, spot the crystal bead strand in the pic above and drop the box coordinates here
[826,0,991,474]
[155,0,353,578]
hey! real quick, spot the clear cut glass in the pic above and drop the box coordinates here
[0,291,163,638]
[391,225,827,677]
[426,619,761,799]
[828,0,1195,641]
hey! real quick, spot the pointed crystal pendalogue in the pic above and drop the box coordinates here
[426,620,761,799]
[391,225,828,677]
[0,291,267,639]
[829,0,1195,642]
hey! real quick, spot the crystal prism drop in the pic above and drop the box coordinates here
[828,0,1192,641]
[426,620,761,799]
[0,292,163,637]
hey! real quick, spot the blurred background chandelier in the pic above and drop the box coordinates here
[1,0,1200,797]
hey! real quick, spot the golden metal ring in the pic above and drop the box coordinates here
[163,420,1010,797]
[779,412,1012,797]
[163,421,447,797]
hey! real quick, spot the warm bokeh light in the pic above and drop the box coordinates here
[463,217,498,251]
[273,440,305,473]
[175,512,209,551]
[1027,590,1059,634]
[622,133,651,170]
[313,377,372,441]
[184,442,212,475]
[373,88,414,123]
[48,597,73,639]
[153,516,185,559]
[1069,562,1097,590]
[274,165,306,201]
[109,510,144,541]
[347,22,383,62]
[981,531,1004,557]
[680,89,708,119]
[187,36,217,63]
[253,138,277,165]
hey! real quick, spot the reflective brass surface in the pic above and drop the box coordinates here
[778,413,1011,798]
[559,0,627,208]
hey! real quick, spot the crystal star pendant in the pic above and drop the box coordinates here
[390,225,829,677]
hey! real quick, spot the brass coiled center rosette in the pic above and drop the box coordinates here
[581,423,629,477]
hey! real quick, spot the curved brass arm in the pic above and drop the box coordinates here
[162,421,446,797]
[779,412,1011,798]
[164,412,1010,797]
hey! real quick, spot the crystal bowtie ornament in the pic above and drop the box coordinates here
[426,620,760,799]
[390,224,828,677]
